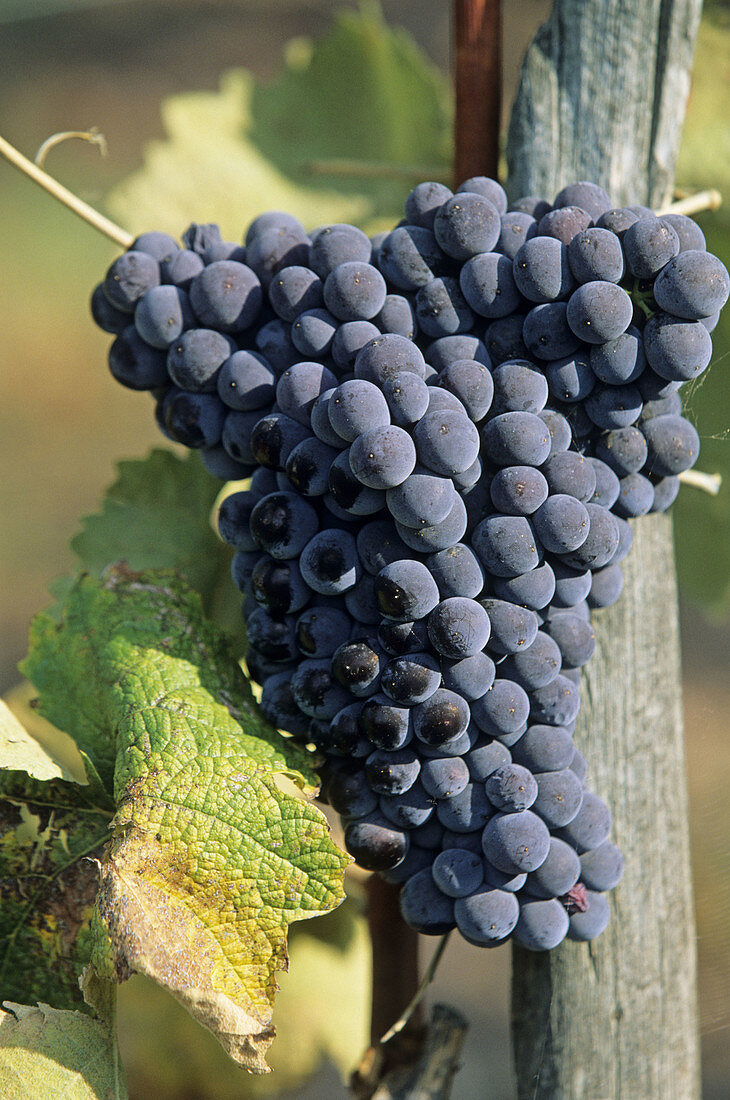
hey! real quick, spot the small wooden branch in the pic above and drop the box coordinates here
[453,0,502,185]
[365,876,421,1044]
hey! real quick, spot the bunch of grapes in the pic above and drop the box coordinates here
[90,175,728,951]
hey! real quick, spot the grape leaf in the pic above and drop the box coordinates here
[0,1001,126,1100]
[0,696,79,784]
[106,4,451,238]
[21,566,349,1073]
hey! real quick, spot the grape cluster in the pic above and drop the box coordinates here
[90,176,728,952]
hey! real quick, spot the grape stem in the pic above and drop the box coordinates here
[377,932,452,1047]
[35,128,108,169]
[656,188,723,217]
[678,469,722,495]
[0,132,132,248]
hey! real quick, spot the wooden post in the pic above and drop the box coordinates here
[453,0,502,183]
[506,2,703,1097]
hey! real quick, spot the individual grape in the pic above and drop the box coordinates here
[246,648,293,687]
[566,281,633,344]
[413,688,471,747]
[377,226,448,290]
[104,250,160,311]
[246,607,298,663]
[428,544,485,599]
[491,361,549,415]
[386,472,456,529]
[432,848,484,898]
[640,390,682,421]
[299,529,360,595]
[188,260,262,333]
[567,227,625,285]
[660,213,706,252]
[250,413,311,470]
[345,814,409,872]
[426,334,491,371]
[569,749,588,784]
[595,426,648,476]
[395,494,468,554]
[381,372,430,427]
[308,223,371,278]
[541,453,596,503]
[511,724,574,773]
[215,349,275,410]
[567,890,610,941]
[471,679,530,741]
[489,466,548,516]
[486,764,538,812]
[277,361,338,426]
[426,387,468,416]
[492,563,557,612]
[513,236,574,302]
[614,473,655,517]
[365,748,421,796]
[623,215,680,277]
[295,605,351,657]
[331,638,383,697]
[404,180,454,228]
[130,231,179,263]
[319,702,368,757]
[327,449,385,515]
[330,320,381,372]
[108,326,169,390]
[532,495,590,554]
[510,196,551,219]
[523,836,581,901]
[283,437,336,496]
[587,564,624,608]
[323,261,387,321]
[459,252,522,318]
[472,514,541,578]
[161,248,205,288]
[91,282,131,334]
[380,652,441,705]
[326,379,390,441]
[514,898,570,951]
[580,840,624,891]
[500,630,562,691]
[359,695,412,750]
[376,294,418,340]
[163,389,226,448]
[292,660,354,719]
[249,491,319,559]
[643,312,713,382]
[250,557,310,615]
[399,868,456,934]
[551,560,592,607]
[230,548,261,591]
[553,180,612,220]
[379,845,435,885]
[481,413,549,468]
[609,516,634,564]
[291,308,338,357]
[497,212,537,259]
[485,314,530,366]
[595,206,640,237]
[221,408,264,465]
[433,192,501,259]
[442,652,496,700]
[559,792,612,852]
[457,175,508,212]
[587,458,621,509]
[419,722,476,758]
[642,414,700,476]
[482,810,551,874]
[254,318,299,372]
[436,360,494,422]
[544,613,595,668]
[259,672,311,738]
[415,276,475,338]
[559,502,619,569]
[345,574,382,625]
[135,285,194,348]
[375,559,440,622]
[427,597,491,659]
[420,757,470,800]
[268,265,323,322]
[349,425,417,489]
[327,764,380,818]
[436,782,492,832]
[246,225,309,287]
[544,353,595,403]
[523,302,581,360]
[454,887,519,946]
[650,476,681,513]
[460,739,509,785]
[356,520,411,575]
[527,675,580,732]
[532,767,585,828]
[480,599,539,655]
[590,326,645,385]
[539,409,573,454]
[163,328,232,392]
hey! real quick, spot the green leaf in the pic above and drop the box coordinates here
[0,1001,126,1100]
[0,769,112,1013]
[21,567,349,1073]
[106,5,451,237]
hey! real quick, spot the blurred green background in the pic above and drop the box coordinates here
[0,1,728,1096]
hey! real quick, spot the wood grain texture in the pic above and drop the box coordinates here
[506,3,703,1096]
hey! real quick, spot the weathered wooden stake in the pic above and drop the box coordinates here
[453,0,501,183]
[506,2,703,1097]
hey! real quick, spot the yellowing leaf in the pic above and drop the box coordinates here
[0,696,82,784]
[21,567,349,1073]
[0,1002,126,1100]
